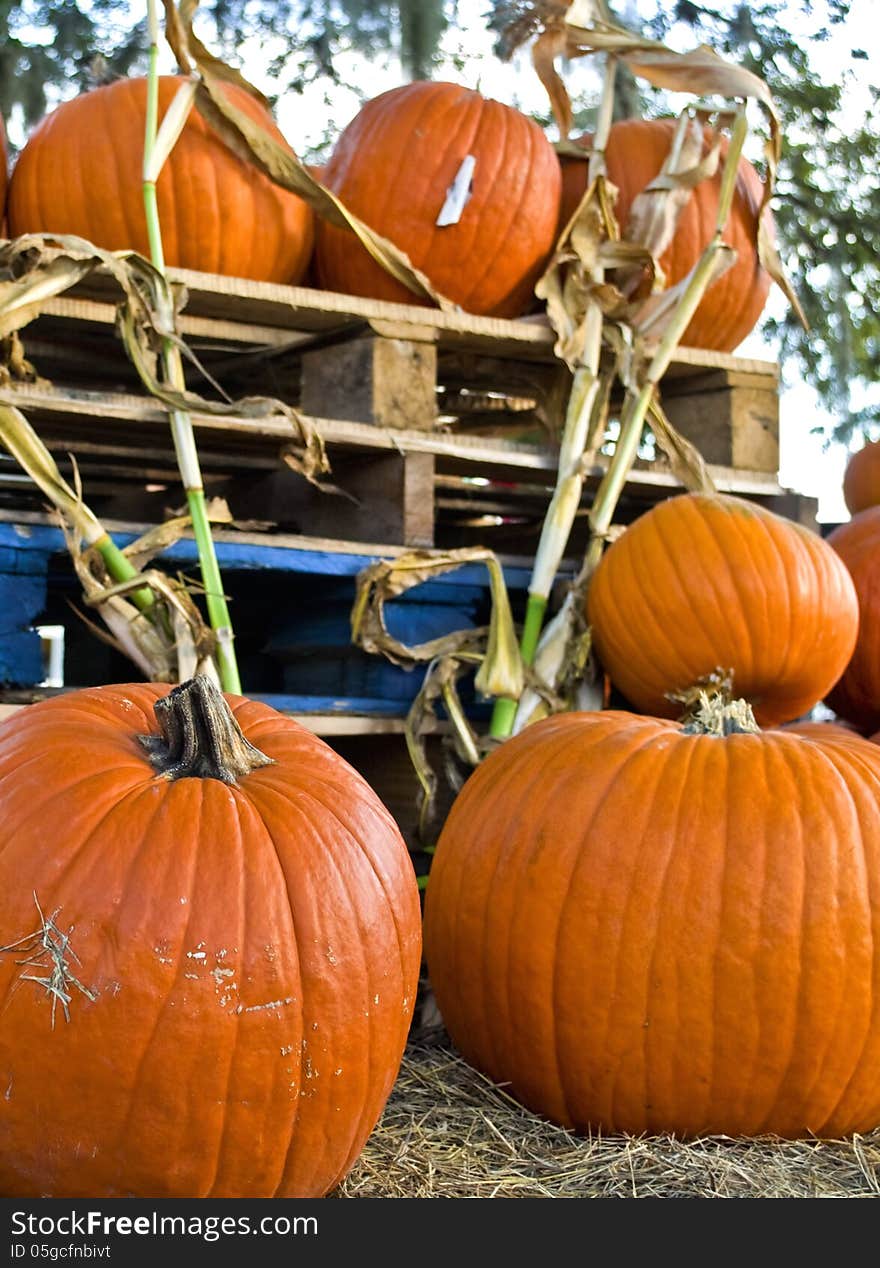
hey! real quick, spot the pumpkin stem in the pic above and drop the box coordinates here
[679,691,760,737]
[139,676,274,783]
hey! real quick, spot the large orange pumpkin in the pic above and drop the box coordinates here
[825,507,880,731]
[0,678,421,1197]
[586,493,859,727]
[423,705,880,1138]
[0,112,8,225]
[559,118,771,351]
[314,81,562,317]
[843,439,880,515]
[8,77,314,284]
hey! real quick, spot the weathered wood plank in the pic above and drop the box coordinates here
[1,383,784,495]
[17,251,778,376]
[301,334,438,431]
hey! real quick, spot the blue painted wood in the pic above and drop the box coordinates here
[249,693,411,717]
[0,523,535,589]
[0,575,48,633]
[0,632,43,687]
[0,520,538,701]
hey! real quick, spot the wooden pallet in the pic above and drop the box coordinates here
[0,509,535,721]
[0,267,800,555]
[0,269,817,846]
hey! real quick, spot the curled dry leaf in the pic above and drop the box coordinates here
[351,548,524,700]
[0,235,331,486]
[67,525,218,684]
[524,3,807,330]
[404,654,492,841]
[646,396,716,497]
[619,113,712,297]
[120,500,233,573]
[0,403,104,545]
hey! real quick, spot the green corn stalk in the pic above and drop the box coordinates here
[509,104,751,736]
[143,0,241,692]
[490,56,618,739]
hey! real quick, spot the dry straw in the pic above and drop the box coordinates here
[339,1042,880,1199]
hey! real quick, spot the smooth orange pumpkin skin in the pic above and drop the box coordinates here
[314,81,562,317]
[8,77,314,284]
[825,508,880,731]
[0,113,8,227]
[843,440,880,516]
[424,709,880,1138]
[559,119,771,351]
[783,718,864,741]
[0,684,421,1198]
[586,493,859,727]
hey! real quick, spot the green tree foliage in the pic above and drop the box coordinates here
[490,0,878,441]
[0,2,451,127]
[0,1,147,123]
[638,1,879,441]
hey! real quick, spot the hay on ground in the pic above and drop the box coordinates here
[338,1041,880,1198]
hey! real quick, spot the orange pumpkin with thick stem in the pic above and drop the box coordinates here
[314,81,562,317]
[825,507,880,731]
[0,678,421,1198]
[8,76,314,284]
[586,493,859,727]
[843,439,880,515]
[423,704,880,1138]
[559,118,771,351]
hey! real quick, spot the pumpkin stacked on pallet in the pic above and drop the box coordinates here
[559,119,772,351]
[7,77,315,284]
[0,679,421,1198]
[313,81,563,318]
[424,492,880,1140]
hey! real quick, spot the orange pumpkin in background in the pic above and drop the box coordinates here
[0,679,421,1197]
[826,507,880,731]
[314,80,562,317]
[8,76,314,284]
[586,493,859,727]
[0,112,8,224]
[843,438,880,515]
[559,118,772,351]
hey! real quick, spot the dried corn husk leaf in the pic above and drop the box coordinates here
[647,395,716,495]
[74,547,217,683]
[405,654,489,840]
[161,0,452,310]
[532,23,573,139]
[619,113,712,296]
[351,547,524,702]
[0,403,104,544]
[121,499,233,572]
[144,77,199,182]
[0,235,331,485]
[630,242,736,343]
[512,585,599,733]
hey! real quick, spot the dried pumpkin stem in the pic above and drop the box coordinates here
[490,55,619,740]
[143,0,242,692]
[139,675,274,783]
[680,694,760,737]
